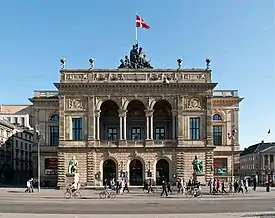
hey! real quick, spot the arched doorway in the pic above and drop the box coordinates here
[103,159,117,182]
[129,159,143,185]
[156,159,170,185]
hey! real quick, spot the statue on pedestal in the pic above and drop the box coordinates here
[68,155,78,175]
[192,155,203,174]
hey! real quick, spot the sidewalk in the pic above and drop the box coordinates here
[0,186,273,199]
[0,212,275,218]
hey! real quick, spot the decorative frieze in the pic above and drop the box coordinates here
[184,97,202,110]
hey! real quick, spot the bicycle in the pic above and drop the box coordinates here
[143,186,158,194]
[185,188,202,198]
[99,189,116,199]
[64,189,82,199]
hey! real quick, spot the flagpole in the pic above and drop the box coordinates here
[135,13,138,44]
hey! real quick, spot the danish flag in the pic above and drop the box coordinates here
[136,15,150,29]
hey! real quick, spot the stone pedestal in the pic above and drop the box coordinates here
[65,173,80,187]
[193,172,206,185]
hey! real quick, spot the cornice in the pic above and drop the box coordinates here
[212,98,242,107]
[55,83,217,95]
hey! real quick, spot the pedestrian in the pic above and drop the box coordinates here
[30,178,34,192]
[167,181,172,194]
[25,179,31,193]
[221,180,227,194]
[160,180,168,197]
[253,176,257,191]
[208,178,213,195]
[244,178,248,193]
[123,179,129,193]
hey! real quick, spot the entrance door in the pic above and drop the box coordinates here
[129,159,143,185]
[156,159,170,185]
[103,159,117,182]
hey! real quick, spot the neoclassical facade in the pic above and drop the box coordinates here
[29,66,242,188]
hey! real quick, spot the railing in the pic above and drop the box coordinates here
[213,90,238,97]
[61,69,211,84]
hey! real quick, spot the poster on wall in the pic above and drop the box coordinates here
[44,158,58,175]
[214,158,228,175]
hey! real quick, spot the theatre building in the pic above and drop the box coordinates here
[29,48,242,188]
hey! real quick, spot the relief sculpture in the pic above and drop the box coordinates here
[68,99,85,110]
[188,98,201,109]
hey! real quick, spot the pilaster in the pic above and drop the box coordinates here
[86,151,95,185]
[57,151,66,188]
[176,152,185,178]
[88,96,95,141]
[205,150,214,181]
[206,96,213,145]
[177,96,184,145]
[59,96,65,141]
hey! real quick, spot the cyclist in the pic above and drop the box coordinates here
[68,182,78,195]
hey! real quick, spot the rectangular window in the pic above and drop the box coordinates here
[6,117,11,122]
[213,125,223,145]
[14,117,18,124]
[190,117,200,140]
[20,117,25,126]
[131,127,141,140]
[50,126,59,146]
[155,127,165,140]
[107,127,118,140]
[20,142,23,149]
[72,118,83,141]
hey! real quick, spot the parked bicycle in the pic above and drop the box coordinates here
[99,189,116,199]
[64,188,82,199]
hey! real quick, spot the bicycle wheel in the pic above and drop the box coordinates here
[197,191,202,198]
[153,187,158,193]
[185,191,192,198]
[74,191,81,199]
[143,188,148,194]
[99,192,106,199]
[64,191,71,199]
[110,192,116,199]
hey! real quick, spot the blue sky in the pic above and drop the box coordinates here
[0,0,274,148]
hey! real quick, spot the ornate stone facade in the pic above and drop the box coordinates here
[29,68,242,188]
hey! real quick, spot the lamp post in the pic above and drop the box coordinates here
[228,124,236,182]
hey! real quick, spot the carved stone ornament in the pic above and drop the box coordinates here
[65,73,88,81]
[68,99,85,110]
[188,98,201,109]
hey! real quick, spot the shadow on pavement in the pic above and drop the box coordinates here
[7,190,25,193]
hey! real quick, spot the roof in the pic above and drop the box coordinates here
[240,142,275,156]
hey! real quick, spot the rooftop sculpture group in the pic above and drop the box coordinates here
[118,43,153,69]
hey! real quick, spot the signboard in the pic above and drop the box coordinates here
[44,158,58,175]
[214,158,228,175]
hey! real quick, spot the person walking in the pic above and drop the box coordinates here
[160,180,168,197]
[253,176,257,191]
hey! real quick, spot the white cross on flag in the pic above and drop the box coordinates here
[136,15,150,29]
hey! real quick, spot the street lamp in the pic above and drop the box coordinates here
[228,124,237,182]
[35,124,44,192]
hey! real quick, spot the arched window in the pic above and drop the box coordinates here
[213,114,222,121]
[49,114,59,121]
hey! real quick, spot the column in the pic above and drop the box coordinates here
[123,115,127,140]
[95,110,100,140]
[177,96,184,141]
[150,116,153,140]
[172,110,177,140]
[146,116,149,140]
[206,96,213,145]
[119,117,123,140]
[268,155,271,169]
[88,96,95,140]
